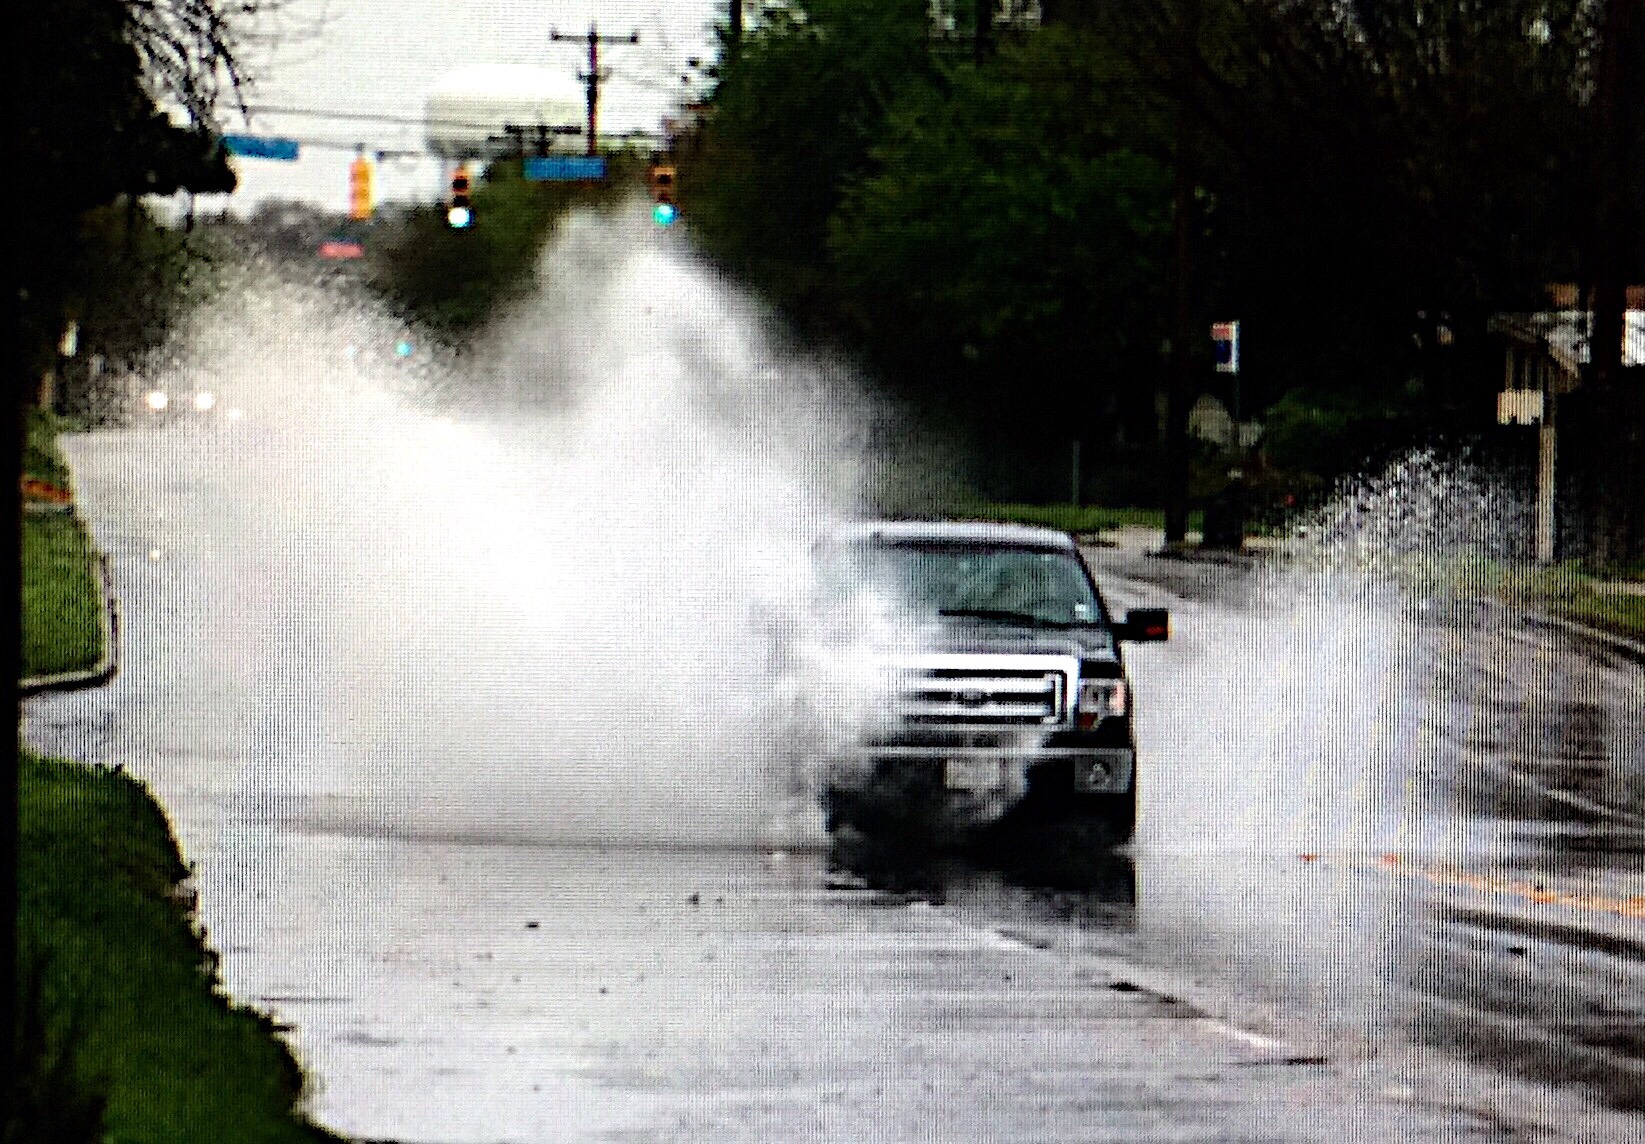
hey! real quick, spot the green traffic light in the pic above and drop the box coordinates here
[652,202,677,226]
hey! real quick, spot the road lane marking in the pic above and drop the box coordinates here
[1357,851,1645,920]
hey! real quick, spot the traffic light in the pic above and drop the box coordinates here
[349,157,374,221]
[447,167,473,229]
[648,163,677,225]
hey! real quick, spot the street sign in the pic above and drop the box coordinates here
[524,155,607,181]
[1211,321,1240,374]
[222,134,301,161]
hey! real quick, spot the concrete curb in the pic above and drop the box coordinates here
[1521,611,1645,667]
[20,551,122,697]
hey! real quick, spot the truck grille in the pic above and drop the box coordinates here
[894,663,1069,726]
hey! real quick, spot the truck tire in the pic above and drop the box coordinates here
[1103,781,1136,844]
[1073,781,1135,845]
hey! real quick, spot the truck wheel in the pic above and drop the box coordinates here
[1103,782,1136,844]
[1073,782,1135,845]
[823,786,866,835]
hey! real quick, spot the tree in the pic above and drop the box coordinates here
[1566,0,1645,567]
[15,1,249,397]
[828,26,1174,449]
[688,0,938,299]
[1067,1,1609,510]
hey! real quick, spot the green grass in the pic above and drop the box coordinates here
[22,512,104,678]
[26,407,73,488]
[13,751,344,1144]
[1494,561,1645,640]
[1362,553,1645,641]
[23,406,103,679]
[944,501,1201,536]
[1555,592,1645,638]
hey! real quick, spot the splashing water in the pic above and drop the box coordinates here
[1108,452,1546,1055]
[130,210,906,850]
[1130,449,1533,858]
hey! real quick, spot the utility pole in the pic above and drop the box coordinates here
[2,383,19,1138]
[549,25,640,157]
[728,0,743,55]
[975,0,994,65]
[1579,0,1641,566]
[1163,0,1202,547]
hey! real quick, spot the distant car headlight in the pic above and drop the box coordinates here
[145,390,170,411]
[1077,678,1128,728]
[193,390,217,412]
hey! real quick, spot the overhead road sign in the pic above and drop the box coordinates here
[222,134,301,161]
[523,156,607,181]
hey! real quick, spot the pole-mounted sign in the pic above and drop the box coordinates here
[1211,321,1240,373]
[524,156,607,181]
[223,134,300,161]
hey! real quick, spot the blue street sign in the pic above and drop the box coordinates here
[523,156,607,181]
[223,134,301,161]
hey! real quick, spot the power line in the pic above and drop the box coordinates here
[238,104,516,132]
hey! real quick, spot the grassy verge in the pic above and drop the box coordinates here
[1494,562,1645,641]
[22,407,103,678]
[14,408,342,1142]
[25,407,73,491]
[22,511,103,678]
[943,501,1201,536]
[14,751,343,1143]
[1360,553,1645,641]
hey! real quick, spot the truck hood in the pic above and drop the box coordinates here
[927,619,1118,664]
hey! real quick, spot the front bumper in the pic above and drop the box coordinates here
[826,725,1136,801]
[839,744,1134,795]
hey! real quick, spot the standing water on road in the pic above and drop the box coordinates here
[34,207,1645,1138]
[1106,448,1644,1074]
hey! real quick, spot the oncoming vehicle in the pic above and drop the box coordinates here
[130,376,240,425]
[794,521,1168,845]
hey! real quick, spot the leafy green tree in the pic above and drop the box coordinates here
[828,27,1175,445]
[1077,1,1603,405]
[688,0,938,299]
[15,0,243,398]
[366,154,649,340]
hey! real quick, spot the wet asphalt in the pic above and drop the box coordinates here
[22,427,1645,1142]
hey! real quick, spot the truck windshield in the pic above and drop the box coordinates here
[816,542,1106,627]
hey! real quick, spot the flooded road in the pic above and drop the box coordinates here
[22,223,1645,1140]
[25,424,1644,1141]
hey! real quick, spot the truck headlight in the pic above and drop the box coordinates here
[1077,678,1127,728]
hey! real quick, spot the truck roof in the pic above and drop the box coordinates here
[827,519,1078,550]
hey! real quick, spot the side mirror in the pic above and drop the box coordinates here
[1118,607,1169,642]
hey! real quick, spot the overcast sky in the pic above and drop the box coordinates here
[195,0,726,215]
